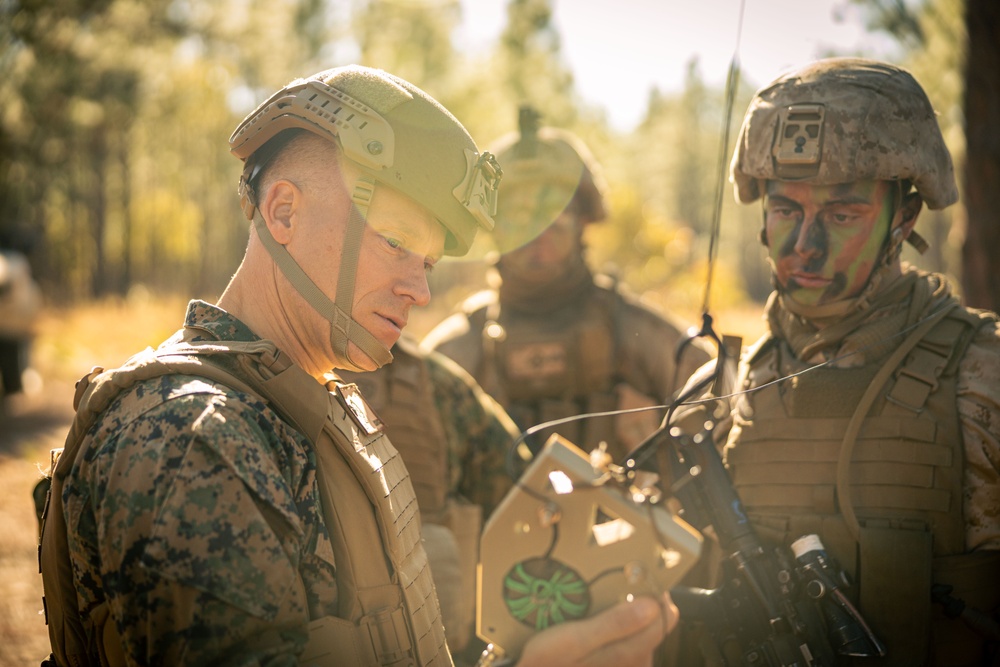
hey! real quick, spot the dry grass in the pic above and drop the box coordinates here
[33,290,192,384]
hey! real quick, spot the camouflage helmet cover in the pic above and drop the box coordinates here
[730,58,957,210]
[229,65,501,256]
[489,107,607,252]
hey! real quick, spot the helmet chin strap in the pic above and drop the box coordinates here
[253,176,394,372]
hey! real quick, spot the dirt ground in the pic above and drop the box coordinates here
[0,378,77,666]
[0,295,185,666]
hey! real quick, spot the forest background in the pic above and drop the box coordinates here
[2,0,993,329]
[1,0,998,662]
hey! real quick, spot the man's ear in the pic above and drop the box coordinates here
[893,190,924,240]
[261,180,300,245]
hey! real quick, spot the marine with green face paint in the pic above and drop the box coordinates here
[694,58,1000,666]
[37,66,678,667]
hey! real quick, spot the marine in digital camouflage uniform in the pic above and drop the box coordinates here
[422,107,711,463]
[686,58,1000,666]
[38,66,679,667]
[63,301,341,664]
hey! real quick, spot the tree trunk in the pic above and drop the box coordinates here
[961,0,1000,311]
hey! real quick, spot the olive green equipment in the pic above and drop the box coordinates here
[475,434,702,660]
[229,65,502,372]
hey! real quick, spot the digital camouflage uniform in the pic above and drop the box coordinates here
[42,64,503,667]
[340,336,519,520]
[61,301,339,665]
[720,271,1000,665]
[423,277,710,462]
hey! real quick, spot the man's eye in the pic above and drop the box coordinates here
[824,210,856,225]
[424,261,436,274]
[384,236,403,250]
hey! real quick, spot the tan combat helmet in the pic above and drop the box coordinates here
[730,58,957,317]
[229,65,502,371]
[730,58,957,212]
[490,106,607,253]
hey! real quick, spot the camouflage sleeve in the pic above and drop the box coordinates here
[958,321,1000,550]
[65,378,332,666]
[423,348,520,518]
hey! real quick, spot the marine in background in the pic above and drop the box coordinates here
[423,107,711,463]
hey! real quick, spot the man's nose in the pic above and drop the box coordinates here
[793,214,826,261]
[396,260,432,307]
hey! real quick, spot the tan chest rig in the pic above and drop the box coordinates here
[39,335,450,667]
[473,288,626,456]
[725,306,1000,667]
[339,340,482,654]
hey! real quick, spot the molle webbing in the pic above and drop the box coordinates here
[343,347,451,517]
[164,342,449,665]
[340,346,481,653]
[307,401,447,666]
[162,342,449,665]
[727,305,993,666]
[729,306,979,557]
[38,343,273,667]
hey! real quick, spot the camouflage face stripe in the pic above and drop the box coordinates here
[764,180,894,308]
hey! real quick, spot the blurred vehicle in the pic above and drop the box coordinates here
[0,250,42,395]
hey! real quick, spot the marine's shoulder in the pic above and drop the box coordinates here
[88,370,302,460]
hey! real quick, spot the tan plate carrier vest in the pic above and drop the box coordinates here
[473,286,640,459]
[727,304,1000,667]
[340,341,482,654]
[38,336,451,667]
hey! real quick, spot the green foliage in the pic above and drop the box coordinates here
[354,0,461,87]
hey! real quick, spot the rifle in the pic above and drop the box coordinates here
[629,418,886,667]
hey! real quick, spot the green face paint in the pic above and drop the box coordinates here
[763,180,895,307]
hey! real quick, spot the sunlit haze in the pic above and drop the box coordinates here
[456,0,901,131]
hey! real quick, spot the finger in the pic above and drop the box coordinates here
[574,597,672,667]
[658,592,680,638]
[581,592,680,667]
[590,595,662,644]
[516,595,673,667]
